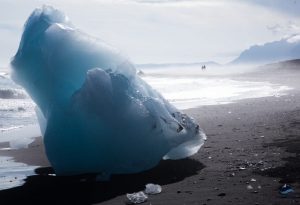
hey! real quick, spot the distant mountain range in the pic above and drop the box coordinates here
[136,61,220,68]
[260,58,300,70]
[136,34,300,68]
[231,34,300,65]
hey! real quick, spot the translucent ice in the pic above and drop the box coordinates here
[145,183,162,195]
[11,6,206,177]
[126,191,148,204]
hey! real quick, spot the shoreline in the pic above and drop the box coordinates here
[0,92,299,204]
[0,66,300,204]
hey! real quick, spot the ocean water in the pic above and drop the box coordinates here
[0,67,293,134]
[142,76,292,109]
[0,71,37,132]
[0,72,39,190]
[0,156,37,190]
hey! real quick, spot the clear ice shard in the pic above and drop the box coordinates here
[11,6,206,177]
[126,191,148,204]
[145,183,162,195]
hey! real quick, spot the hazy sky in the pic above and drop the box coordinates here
[0,0,300,67]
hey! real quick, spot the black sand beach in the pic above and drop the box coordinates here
[0,62,300,204]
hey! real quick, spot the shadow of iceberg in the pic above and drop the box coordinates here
[0,158,204,204]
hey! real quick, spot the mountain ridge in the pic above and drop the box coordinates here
[231,34,300,65]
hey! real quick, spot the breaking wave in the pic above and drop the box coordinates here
[0,88,27,99]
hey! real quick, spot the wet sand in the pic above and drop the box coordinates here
[0,61,300,204]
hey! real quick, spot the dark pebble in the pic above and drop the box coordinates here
[218,193,226,197]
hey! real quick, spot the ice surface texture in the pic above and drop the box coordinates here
[11,6,206,177]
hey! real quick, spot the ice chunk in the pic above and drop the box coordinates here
[279,184,294,195]
[11,6,206,177]
[145,183,162,195]
[126,191,148,204]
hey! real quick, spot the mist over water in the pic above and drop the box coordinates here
[138,64,263,77]
[141,64,293,109]
[143,76,291,109]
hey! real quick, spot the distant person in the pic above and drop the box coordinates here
[202,65,206,70]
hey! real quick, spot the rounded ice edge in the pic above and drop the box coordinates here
[163,132,207,160]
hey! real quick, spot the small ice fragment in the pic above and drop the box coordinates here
[239,167,246,170]
[250,178,256,182]
[257,185,261,189]
[126,191,148,204]
[247,185,253,190]
[258,160,264,165]
[279,184,294,195]
[260,136,264,138]
[145,183,162,195]
[48,173,56,176]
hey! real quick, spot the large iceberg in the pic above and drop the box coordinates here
[11,6,206,177]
